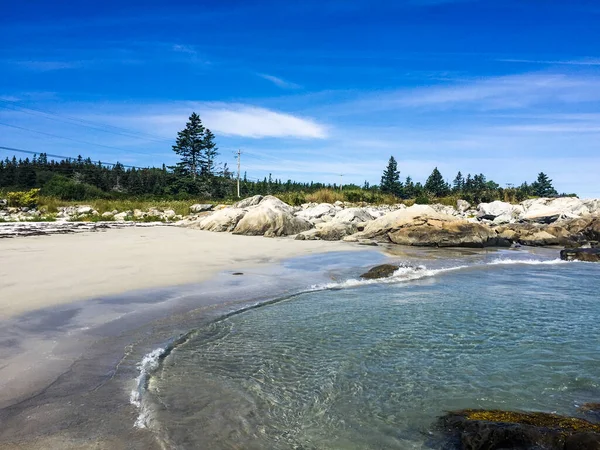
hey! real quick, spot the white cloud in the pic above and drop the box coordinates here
[498,58,600,66]
[340,72,600,113]
[257,73,301,89]
[121,103,327,139]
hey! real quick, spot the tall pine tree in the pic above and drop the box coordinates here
[424,167,450,197]
[172,112,205,180]
[380,156,402,197]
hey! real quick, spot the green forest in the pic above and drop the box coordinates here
[0,113,565,205]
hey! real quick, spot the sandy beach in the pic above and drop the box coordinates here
[0,226,355,320]
[0,226,371,449]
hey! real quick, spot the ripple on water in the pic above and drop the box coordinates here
[143,259,600,449]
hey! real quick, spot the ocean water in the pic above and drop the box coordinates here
[136,253,600,449]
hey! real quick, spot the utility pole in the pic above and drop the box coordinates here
[236,149,241,198]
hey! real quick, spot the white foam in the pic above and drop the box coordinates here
[312,265,469,290]
[487,258,568,266]
[131,346,168,429]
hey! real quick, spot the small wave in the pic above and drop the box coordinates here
[488,258,568,266]
[313,264,469,290]
[131,346,168,428]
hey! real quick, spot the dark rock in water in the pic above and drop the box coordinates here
[560,248,600,262]
[232,272,244,276]
[360,264,400,279]
[581,403,600,421]
[439,409,600,450]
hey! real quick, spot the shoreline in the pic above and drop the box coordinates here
[0,227,567,449]
[0,226,358,320]
[0,230,379,449]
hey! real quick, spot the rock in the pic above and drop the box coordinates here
[189,203,214,213]
[353,204,450,240]
[233,195,263,208]
[101,211,115,219]
[331,207,375,223]
[518,230,561,246]
[456,199,471,213]
[113,212,129,221]
[560,248,600,262]
[477,201,522,221]
[76,206,94,215]
[295,203,335,222]
[163,209,176,219]
[360,264,401,279]
[0,199,7,208]
[389,219,508,248]
[357,239,378,246]
[192,208,246,232]
[439,409,600,450]
[133,209,145,218]
[233,196,312,237]
[297,221,357,241]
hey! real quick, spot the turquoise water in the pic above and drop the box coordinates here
[145,256,600,449]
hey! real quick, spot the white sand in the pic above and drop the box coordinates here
[0,226,354,319]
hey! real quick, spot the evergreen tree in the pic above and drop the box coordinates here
[403,176,415,199]
[452,171,464,192]
[424,167,450,197]
[201,128,218,176]
[380,156,402,197]
[531,172,557,197]
[172,112,205,180]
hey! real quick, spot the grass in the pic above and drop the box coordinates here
[38,197,208,216]
[276,189,400,206]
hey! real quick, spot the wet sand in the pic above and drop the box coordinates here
[0,227,370,449]
[0,226,354,320]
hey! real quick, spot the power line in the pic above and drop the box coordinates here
[0,121,167,158]
[0,99,174,144]
[0,145,149,169]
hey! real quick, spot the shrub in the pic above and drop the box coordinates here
[414,194,430,205]
[41,175,107,201]
[6,189,40,208]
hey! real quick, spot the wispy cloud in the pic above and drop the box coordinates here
[335,72,600,114]
[111,102,328,139]
[11,60,83,71]
[498,58,600,66]
[257,73,301,89]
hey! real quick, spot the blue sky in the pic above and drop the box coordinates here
[1,0,600,196]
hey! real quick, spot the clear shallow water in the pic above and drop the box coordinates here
[143,256,600,449]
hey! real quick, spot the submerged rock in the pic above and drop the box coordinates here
[440,409,600,450]
[560,248,600,262]
[360,264,400,279]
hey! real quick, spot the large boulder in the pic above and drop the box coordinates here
[330,207,375,223]
[295,221,357,241]
[521,197,590,223]
[233,196,312,237]
[352,204,450,240]
[477,201,522,221]
[189,203,213,213]
[194,208,246,232]
[439,409,600,450]
[388,218,508,248]
[295,203,335,222]
[233,195,263,208]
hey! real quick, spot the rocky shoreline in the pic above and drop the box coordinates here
[2,196,599,254]
[180,195,600,250]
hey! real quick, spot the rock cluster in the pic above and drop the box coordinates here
[3,195,600,249]
[175,195,600,249]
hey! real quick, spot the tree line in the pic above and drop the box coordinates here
[0,113,566,202]
[380,156,561,204]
